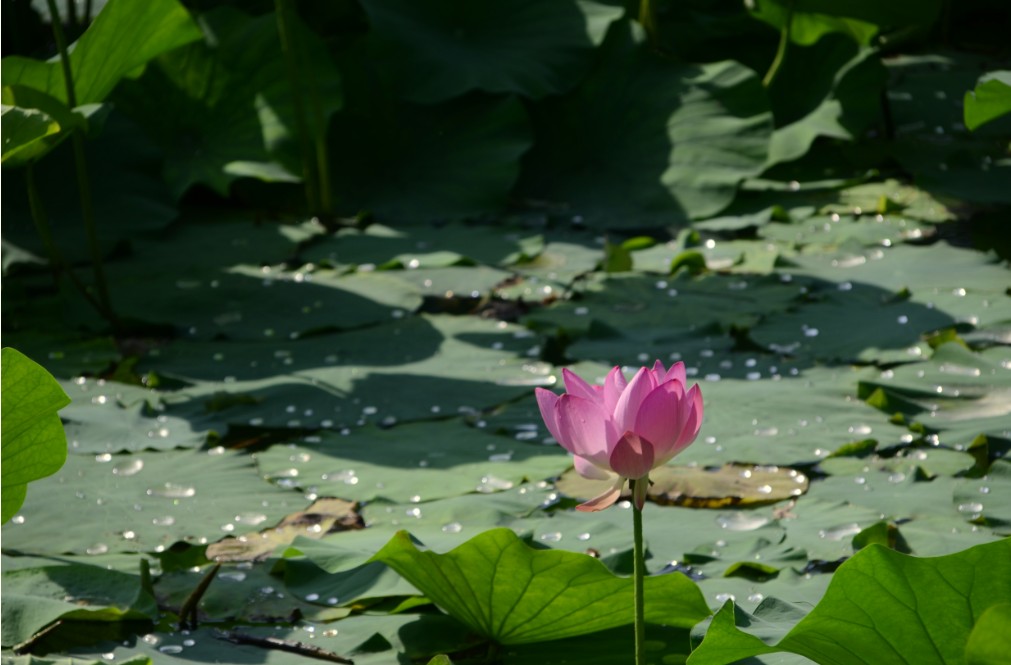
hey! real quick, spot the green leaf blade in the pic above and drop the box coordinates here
[373,527,710,645]
[1,348,71,523]
[1,0,202,105]
[690,539,1011,665]
[964,72,1011,131]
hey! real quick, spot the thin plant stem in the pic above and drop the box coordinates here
[762,0,794,88]
[46,0,116,326]
[306,69,333,217]
[639,0,657,47]
[274,0,320,214]
[632,479,646,665]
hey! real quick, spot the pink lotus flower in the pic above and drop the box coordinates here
[536,361,703,512]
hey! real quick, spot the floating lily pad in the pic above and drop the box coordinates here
[556,464,809,509]
[254,420,569,504]
[148,314,555,431]
[154,560,352,625]
[2,448,299,555]
[748,280,955,364]
[61,399,208,454]
[302,223,543,271]
[859,343,1011,448]
[1,560,157,648]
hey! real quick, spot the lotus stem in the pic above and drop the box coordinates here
[632,479,646,665]
[46,0,117,327]
[763,0,794,88]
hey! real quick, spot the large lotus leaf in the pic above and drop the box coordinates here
[373,527,711,644]
[858,343,1011,448]
[812,462,975,515]
[386,265,516,300]
[277,559,419,610]
[1,348,71,523]
[631,237,781,275]
[523,272,802,368]
[56,615,473,665]
[0,103,63,166]
[302,222,543,270]
[1,113,177,263]
[60,397,208,454]
[154,559,353,624]
[1,0,201,105]
[286,485,557,575]
[965,602,1011,665]
[517,20,772,226]
[689,596,812,665]
[123,267,420,341]
[882,514,1006,558]
[964,71,1011,131]
[90,216,415,339]
[327,81,531,222]
[254,420,569,504]
[748,0,941,46]
[759,214,934,252]
[1,561,158,648]
[748,279,955,364]
[818,445,977,479]
[112,6,341,197]
[783,243,1011,333]
[502,622,701,665]
[823,179,955,222]
[765,38,886,166]
[1,448,298,555]
[954,460,1011,535]
[801,471,1005,554]
[675,367,910,468]
[688,538,1011,665]
[148,314,554,429]
[503,235,608,298]
[886,53,1011,205]
[362,0,623,102]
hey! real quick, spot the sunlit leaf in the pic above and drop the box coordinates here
[1,0,201,105]
[964,71,1011,131]
[1,348,70,523]
[689,538,1011,664]
[373,527,711,644]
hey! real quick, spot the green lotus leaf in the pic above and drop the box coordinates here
[689,538,1011,664]
[1,348,71,523]
[362,0,623,102]
[517,20,772,225]
[373,527,710,645]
